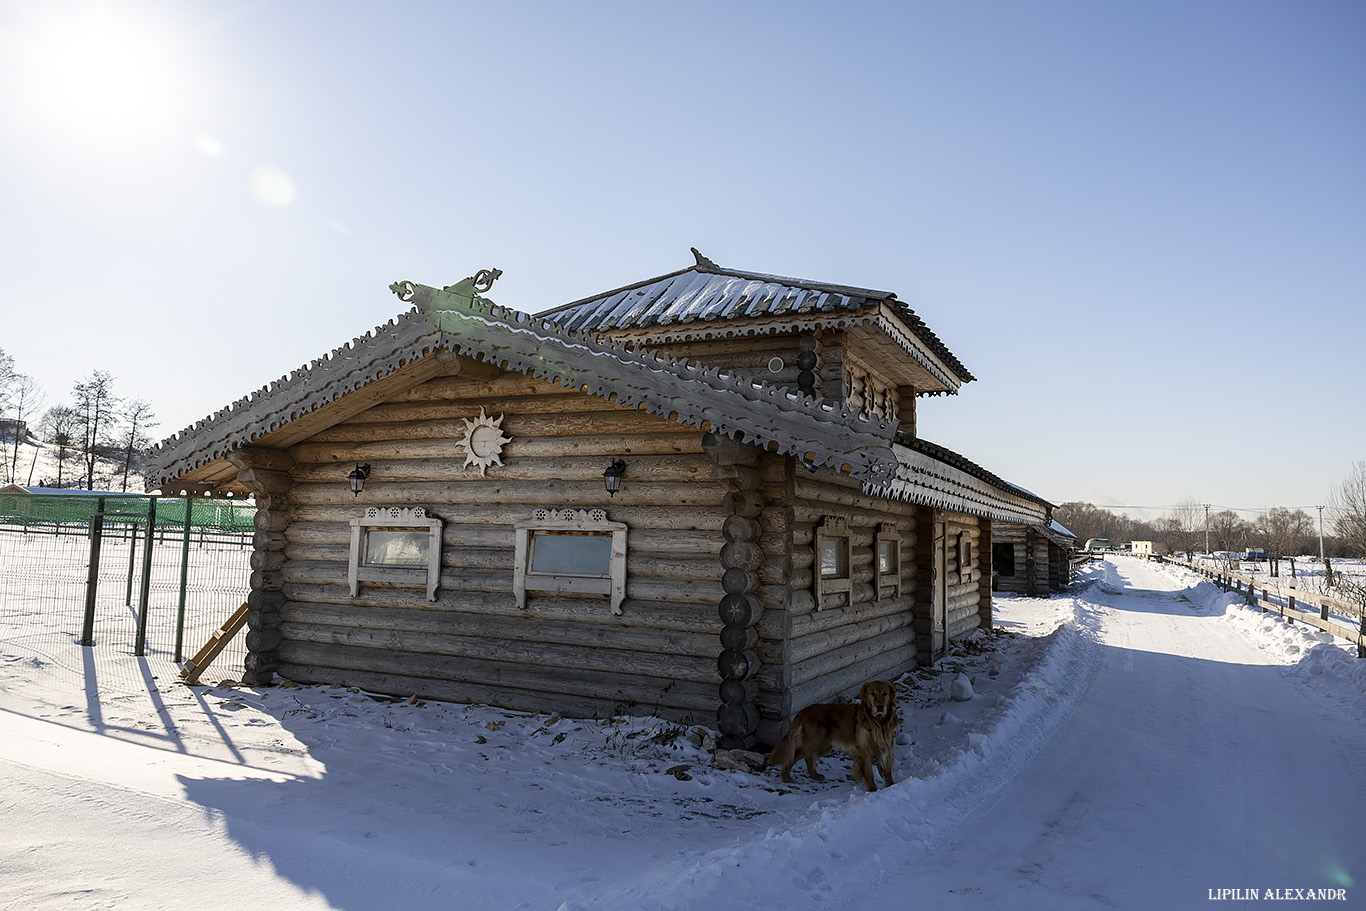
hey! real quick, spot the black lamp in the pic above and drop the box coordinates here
[348,463,371,496]
[603,459,626,497]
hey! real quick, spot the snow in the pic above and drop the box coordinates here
[3,557,1364,909]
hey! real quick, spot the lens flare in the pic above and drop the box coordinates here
[249,165,296,207]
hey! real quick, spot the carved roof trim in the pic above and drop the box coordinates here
[865,436,1054,526]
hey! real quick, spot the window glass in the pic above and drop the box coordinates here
[819,537,848,578]
[878,539,897,575]
[530,532,612,576]
[365,530,430,566]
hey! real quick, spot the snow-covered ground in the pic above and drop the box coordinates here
[2,557,1364,910]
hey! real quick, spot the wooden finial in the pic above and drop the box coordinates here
[690,247,720,271]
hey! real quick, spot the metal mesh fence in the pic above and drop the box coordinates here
[0,493,253,679]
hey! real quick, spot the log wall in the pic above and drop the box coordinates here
[753,466,922,743]
[274,370,728,723]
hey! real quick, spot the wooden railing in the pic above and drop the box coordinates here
[1163,556,1365,656]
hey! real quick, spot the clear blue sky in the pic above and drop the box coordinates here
[2,0,1362,517]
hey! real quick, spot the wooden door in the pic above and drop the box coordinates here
[933,519,947,661]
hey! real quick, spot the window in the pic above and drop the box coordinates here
[814,516,851,610]
[349,507,445,601]
[515,508,627,615]
[957,531,973,582]
[529,532,612,575]
[876,523,901,599]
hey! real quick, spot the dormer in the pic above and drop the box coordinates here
[538,249,974,438]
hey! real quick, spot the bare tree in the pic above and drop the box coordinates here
[117,399,157,492]
[1253,507,1315,575]
[4,373,44,485]
[1165,498,1205,558]
[1206,509,1248,553]
[1329,461,1366,559]
[39,406,80,488]
[73,371,119,489]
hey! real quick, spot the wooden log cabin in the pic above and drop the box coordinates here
[147,251,1057,749]
[992,518,1078,596]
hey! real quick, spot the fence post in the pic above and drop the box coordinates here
[174,495,193,663]
[80,497,105,647]
[134,498,158,657]
[124,513,139,607]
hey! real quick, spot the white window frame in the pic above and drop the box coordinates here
[515,508,627,615]
[349,506,445,601]
[815,516,852,610]
[876,522,901,600]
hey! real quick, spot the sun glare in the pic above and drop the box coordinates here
[14,4,188,142]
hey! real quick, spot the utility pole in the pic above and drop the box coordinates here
[1316,505,1326,561]
[1204,504,1211,556]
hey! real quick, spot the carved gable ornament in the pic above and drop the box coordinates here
[461,406,512,477]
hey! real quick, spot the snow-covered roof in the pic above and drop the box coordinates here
[538,249,974,391]
[147,270,1043,527]
[147,276,901,494]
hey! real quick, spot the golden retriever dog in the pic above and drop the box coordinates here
[767,680,899,791]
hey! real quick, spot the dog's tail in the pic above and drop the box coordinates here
[766,724,803,772]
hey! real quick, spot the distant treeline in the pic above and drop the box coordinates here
[1,349,155,492]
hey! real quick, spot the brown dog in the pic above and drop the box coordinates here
[768,680,900,791]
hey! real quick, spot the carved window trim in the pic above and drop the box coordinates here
[348,506,445,601]
[876,522,901,600]
[514,508,627,615]
[815,516,852,611]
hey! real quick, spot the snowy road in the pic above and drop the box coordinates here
[876,557,1365,909]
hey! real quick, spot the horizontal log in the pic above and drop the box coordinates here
[338,391,633,427]
[782,643,917,713]
[786,594,913,639]
[289,502,724,532]
[281,584,721,633]
[396,372,574,402]
[278,600,715,652]
[292,432,707,468]
[275,645,719,719]
[289,478,726,510]
[291,453,714,486]
[948,614,981,641]
[279,620,719,685]
[787,624,916,689]
[786,610,913,666]
[298,409,700,451]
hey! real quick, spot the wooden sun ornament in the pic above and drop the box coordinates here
[461,407,512,477]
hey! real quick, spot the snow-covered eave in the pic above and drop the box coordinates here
[862,441,1051,526]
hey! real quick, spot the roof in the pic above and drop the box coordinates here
[147,269,1046,527]
[539,249,974,390]
[147,274,900,495]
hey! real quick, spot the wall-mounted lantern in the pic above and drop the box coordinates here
[603,459,626,497]
[348,463,371,497]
